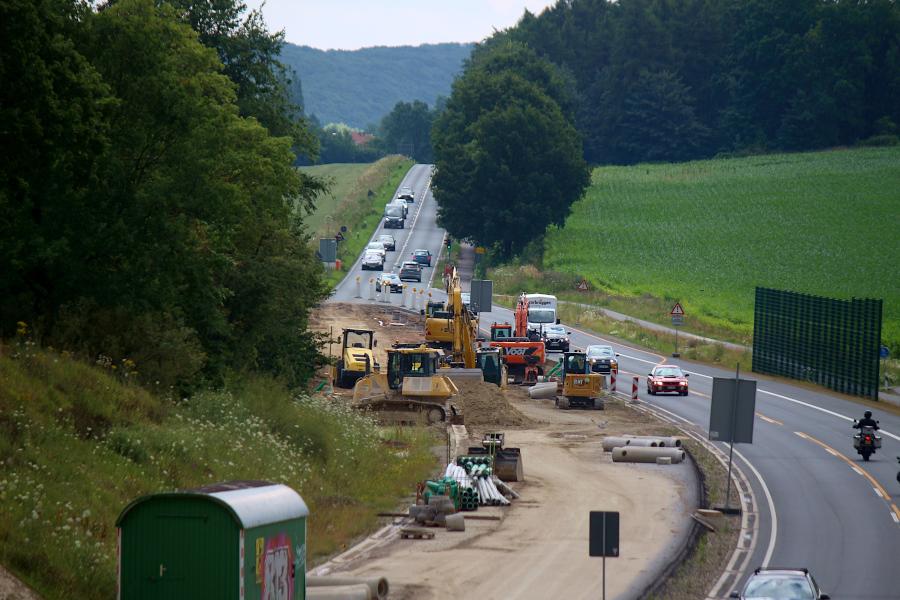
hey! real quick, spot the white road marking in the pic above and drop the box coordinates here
[732,447,778,568]
[852,466,864,476]
[393,174,431,269]
[874,487,884,498]
[892,512,899,524]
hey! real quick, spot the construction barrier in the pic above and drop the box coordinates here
[411,287,418,310]
[631,376,639,402]
[354,276,362,299]
[367,278,375,301]
[610,367,617,392]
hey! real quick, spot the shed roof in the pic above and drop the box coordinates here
[116,481,309,529]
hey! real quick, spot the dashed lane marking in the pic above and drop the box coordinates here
[793,431,900,523]
[756,413,783,426]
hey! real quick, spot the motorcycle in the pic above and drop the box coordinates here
[852,420,881,461]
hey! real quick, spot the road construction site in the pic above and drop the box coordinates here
[309,300,701,600]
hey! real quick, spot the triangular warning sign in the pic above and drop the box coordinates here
[670,302,685,316]
[577,278,589,291]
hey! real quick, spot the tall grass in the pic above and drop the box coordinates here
[0,345,435,599]
[539,146,900,352]
[300,156,414,287]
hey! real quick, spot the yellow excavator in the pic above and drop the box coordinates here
[334,328,379,388]
[556,351,605,410]
[352,344,461,424]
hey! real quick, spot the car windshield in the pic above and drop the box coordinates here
[743,575,814,599]
[385,206,403,217]
[367,242,383,250]
[414,250,428,256]
[529,309,556,324]
[587,346,613,358]
[546,325,565,334]
[654,367,683,377]
[379,236,393,244]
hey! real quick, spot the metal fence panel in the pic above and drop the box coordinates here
[752,287,882,399]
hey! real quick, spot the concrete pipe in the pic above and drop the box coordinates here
[445,512,466,531]
[528,382,558,399]
[307,584,371,600]
[611,446,686,464]
[307,577,389,600]
[602,437,659,451]
[623,435,683,448]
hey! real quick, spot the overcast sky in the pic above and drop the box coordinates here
[243,0,557,50]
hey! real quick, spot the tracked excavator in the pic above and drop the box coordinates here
[490,293,545,383]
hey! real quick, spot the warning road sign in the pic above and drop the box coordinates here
[670,302,685,316]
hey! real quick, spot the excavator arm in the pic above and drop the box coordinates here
[448,268,477,368]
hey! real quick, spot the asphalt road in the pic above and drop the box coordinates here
[332,164,900,598]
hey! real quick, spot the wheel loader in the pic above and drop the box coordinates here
[333,328,379,388]
[352,345,462,425]
[555,351,605,410]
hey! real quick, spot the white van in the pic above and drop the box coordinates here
[525,293,558,337]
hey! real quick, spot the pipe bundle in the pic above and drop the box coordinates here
[446,461,509,507]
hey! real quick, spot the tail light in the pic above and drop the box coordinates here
[865,435,872,443]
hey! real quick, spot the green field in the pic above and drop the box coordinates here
[542,146,900,351]
[300,163,371,236]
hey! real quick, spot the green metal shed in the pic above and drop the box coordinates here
[117,480,308,600]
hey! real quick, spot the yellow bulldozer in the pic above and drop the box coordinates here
[555,351,605,410]
[334,328,379,389]
[352,344,462,424]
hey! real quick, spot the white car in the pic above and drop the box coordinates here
[361,251,384,271]
[366,241,387,258]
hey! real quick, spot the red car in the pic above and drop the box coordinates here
[647,365,689,396]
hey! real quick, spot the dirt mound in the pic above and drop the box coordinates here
[451,379,533,427]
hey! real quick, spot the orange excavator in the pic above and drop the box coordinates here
[490,293,545,383]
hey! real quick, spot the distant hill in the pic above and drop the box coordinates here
[281,43,473,129]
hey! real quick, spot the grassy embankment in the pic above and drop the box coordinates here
[491,146,900,377]
[0,340,435,600]
[301,156,414,287]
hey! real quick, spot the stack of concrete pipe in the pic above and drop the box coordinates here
[307,576,389,600]
[602,435,686,464]
[601,435,683,451]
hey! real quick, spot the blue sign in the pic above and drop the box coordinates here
[880,345,890,359]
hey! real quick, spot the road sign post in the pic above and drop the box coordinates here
[709,365,757,514]
[670,303,685,357]
[589,511,619,600]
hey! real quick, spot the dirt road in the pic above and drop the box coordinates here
[316,393,698,600]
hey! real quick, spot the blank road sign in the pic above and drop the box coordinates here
[589,511,620,557]
[709,377,757,443]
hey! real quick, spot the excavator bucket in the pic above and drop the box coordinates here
[494,448,523,482]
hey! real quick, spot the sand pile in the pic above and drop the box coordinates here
[451,379,533,427]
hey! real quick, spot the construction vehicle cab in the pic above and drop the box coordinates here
[335,328,378,388]
[475,347,506,387]
[556,351,604,410]
[489,321,545,384]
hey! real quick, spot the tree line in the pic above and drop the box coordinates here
[0,0,330,390]
[494,0,900,164]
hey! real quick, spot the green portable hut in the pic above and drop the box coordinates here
[117,480,308,600]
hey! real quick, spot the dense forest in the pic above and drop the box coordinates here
[484,0,900,164]
[0,0,329,390]
[281,42,472,128]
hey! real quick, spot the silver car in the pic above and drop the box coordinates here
[730,568,829,599]
[361,251,383,271]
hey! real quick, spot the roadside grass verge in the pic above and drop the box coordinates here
[0,344,436,600]
[517,146,900,352]
[300,156,413,288]
[299,163,371,237]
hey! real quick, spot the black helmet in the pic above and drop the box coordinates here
[864,410,872,418]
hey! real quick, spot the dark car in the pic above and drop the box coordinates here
[397,187,415,202]
[375,272,403,293]
[586,344,619,374]
[541,324,570,352]
[378,234,396,251]
[730,567,829,599]
[647,365,689,396]
[412,249,432,267]
[399,261,422,282]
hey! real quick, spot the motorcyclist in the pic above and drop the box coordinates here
[853,410,879,430]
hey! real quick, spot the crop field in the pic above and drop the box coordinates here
[543,146,900,351]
